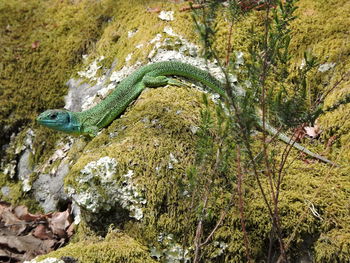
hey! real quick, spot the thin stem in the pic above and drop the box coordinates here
[237,146,253,262]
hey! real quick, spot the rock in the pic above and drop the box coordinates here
[32,160,69,213]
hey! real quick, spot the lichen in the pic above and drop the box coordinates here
[66,156,146,220]
[24,258,65,263]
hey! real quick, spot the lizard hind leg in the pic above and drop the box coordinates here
[142,75,170,88]
[142,74,188,89]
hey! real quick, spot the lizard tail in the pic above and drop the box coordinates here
[259,120,337,166]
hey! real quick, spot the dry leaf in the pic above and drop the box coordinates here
[180,3,203,11]
[304,125,321,138]
[2,210,27,235]
[0,235,43,253]
[66,222,75,238]
[15,205,49,222]
[0,203,74,262]
[0,201,12,220]
[33,224,53,240]
[49,210,71,238]
[147,7,161,13]
[31,40,40,49]
[14,205,29,219]
[292,124,307,142]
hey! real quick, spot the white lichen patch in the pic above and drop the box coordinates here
[235,51,245,68]
[23,257,65,263]
[125,53,133,62]
[0,129,36,191]
[135,43,144,49]
[150,233,191,263]
[211,241,228,258]
[81,95,96,111]
[150,33,163,44]
[190,125,199,134]
[67,157,146,220]
[318,62,336,72]
[41,140,72,174]
[163,26,198,57]
[163,26,176,36]
[15,129,35,154]
[1,129,36,180]
[3,161,16,179]
[110,62,142,83]
[22,178,31,192]
[128,29,138,38]
[95,83,112,98]
[1,186,10,197]
[158,10,174,21]
[168,153,179,170]
[77,56,105,80]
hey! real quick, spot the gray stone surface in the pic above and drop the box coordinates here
[32,160,70,213]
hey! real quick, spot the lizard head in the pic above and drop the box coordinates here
[37,109,80,134]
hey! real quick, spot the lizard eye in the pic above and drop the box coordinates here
[50,113,57,119]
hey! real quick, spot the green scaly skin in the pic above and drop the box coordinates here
[37,61,335,165]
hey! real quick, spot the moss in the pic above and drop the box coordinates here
[287,0,350,166]
[0,0,118,161]
[37,231,157,263]
[0,173,42,212]
[94,1,198,68]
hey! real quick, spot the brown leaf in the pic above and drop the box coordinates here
[180,3,203,11]
[147,7,161,13]
[0,203,73,262]
[31,40,40,49]
[292,125,306,142]
[0,247,24,262]
[15,205,49,222]
[326,135,337,149]
[33,224,53,240]
[66,222,75,238]
[49,210,71,238]
[0,201,12,220]
[2,210,27,235]
[14,205,28,219]
[42,239,57,252]
[0,234,44,254]
[304,125,321,138]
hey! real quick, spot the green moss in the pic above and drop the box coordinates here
[94,1,198,68]
[0,0,115,162]
[0,173,42,212]
[287,0,350,165]
[37,231,157,263]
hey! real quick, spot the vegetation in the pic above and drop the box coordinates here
[187,0,350,261]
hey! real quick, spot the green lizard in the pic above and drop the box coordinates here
[37,61,335,165]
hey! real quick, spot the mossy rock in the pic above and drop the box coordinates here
[37,231,157,263]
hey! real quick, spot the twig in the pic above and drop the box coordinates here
[225,22,234,66]
[317,69,350,105]
[200,211,226,246]
[193,194,208,263]
[237,146,253,262]
[180,3,204,12]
